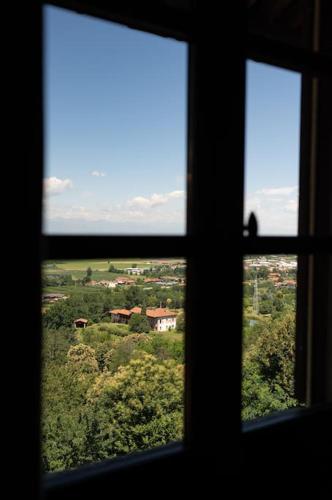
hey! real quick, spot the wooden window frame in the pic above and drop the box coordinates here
[20,1,331,498]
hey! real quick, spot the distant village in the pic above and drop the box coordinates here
[244,256,297,288]
[85,271,185,289]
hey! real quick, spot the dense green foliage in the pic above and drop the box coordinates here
[41,269,185,473]
[41,323,184,472]
[242,312,297,420]
[41,258,297,473]
[128,313,151,333]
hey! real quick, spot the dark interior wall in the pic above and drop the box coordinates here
[5,2,43,499]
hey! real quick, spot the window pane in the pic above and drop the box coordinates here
[41,258,186,472]
[43,6,187,235]
[244,61,301,235]
[242,255,299,421]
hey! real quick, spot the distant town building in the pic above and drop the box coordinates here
[144,278,163,284]
[268,272,281,283]
[86,280,117,288]
[125,268,144,275]
[116,277,135,285]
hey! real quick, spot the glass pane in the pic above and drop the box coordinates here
[242,255,298,421]
[244,61,301,235]
[41,258,186,472]
[43,6,187,235]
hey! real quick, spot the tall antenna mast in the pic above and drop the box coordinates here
[253,269,259,314]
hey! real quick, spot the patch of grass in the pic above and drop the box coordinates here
[77,322,130,345]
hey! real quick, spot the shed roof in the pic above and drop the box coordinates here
[74,318,88,324]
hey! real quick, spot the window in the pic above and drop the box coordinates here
[41,257,186,473]
[244,62,301,236]
[18,2,332,498]
[242,62,302,420]
[43,6,187,236]
[41,5,187,475]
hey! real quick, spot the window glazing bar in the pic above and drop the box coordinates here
[247,34,332,77]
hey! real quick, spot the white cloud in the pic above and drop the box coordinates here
[168,190,185,199]
[90,170,106,177]
[256,186,298,197]
[44,189,185,232]
[285,199,298,213]
[46,204,184,225]
[44,177,72,196]
[127,190,185,209]
[245,185,299,235]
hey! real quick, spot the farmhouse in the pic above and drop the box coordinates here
[110,309,133,324]
[73,318,88,328]
[130,306,142,314]
[110,306,177,331]
[146,308,177,332]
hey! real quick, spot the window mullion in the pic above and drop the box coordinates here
[43,235,190,260]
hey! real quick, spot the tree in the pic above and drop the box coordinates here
[144,333,184,363]
[125,286,143,309]
[84,266,93,283]
[67,344,99,374]
[128,313,150,333]
[242,312,297,420]
[176,312,185,332]
[106,333,149,372]
[42,327,76,365]
[86,354,184,459]
[41,362,97,472]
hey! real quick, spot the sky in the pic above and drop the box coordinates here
[244,61,301,235]
[43,6,301,236]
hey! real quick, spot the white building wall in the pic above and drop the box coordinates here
[157,317,176,331]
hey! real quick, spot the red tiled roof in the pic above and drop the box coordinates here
[130,307,142,314]
[110,309,132,316]
[146,308,176,318]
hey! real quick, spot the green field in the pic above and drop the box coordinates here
[43,258,186,283]
[45,258,185,272]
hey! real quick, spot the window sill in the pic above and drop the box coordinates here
[242,402,332,434]
[43,441,185,497]
[241,403,332,475]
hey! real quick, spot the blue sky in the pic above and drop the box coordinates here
[43,6,301,235]
[245,61,301,234]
